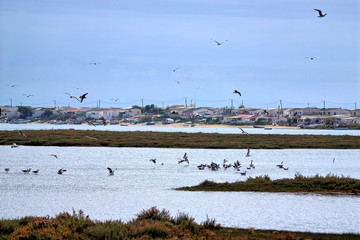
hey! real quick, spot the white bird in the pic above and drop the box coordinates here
[314,9,327,18]
[107,167,117,176]
[11,143,18,148]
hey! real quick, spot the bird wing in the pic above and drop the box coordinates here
[212,39,221,45]
[314,9,322,15]
[107,167,113,173]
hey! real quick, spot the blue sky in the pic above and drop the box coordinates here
[0,0,359,109]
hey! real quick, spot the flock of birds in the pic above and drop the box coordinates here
[2,149,288,177]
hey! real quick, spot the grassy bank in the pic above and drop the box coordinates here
[177,174,360,195]
[1,129,360,149]
[1,207,358,240]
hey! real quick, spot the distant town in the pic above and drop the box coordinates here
[1,104,360,129]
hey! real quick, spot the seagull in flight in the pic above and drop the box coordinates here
[239,127,248,134]
[65,93,80,102]
[50,154,58,159]
[212,39,228,46]
[89,62,100,65]
[107,167,117,176]
[245,148,251,157]
[305,57,320,60]
[233,90,241,96]
[169,67,180,72]
[7,84,16,87]
[18,130,26,137]
[314,9,327,18]
[22,94,34,97]
[111,98,119,101]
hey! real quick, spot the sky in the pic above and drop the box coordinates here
[0,0,359,110]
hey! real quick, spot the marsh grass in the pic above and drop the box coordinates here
[177,174,360,195]
[1,130,359,149]
[1,207,359,240]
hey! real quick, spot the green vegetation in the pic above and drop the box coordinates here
[1,207,359,240]
[1,130,359,149]
[16,106,33,118]
[177,174,360,195]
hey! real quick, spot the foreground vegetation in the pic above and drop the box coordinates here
[177,174,360,195]
[1,207,359,240]
[1,129,360,149]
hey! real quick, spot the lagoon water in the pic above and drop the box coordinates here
[1,146,359,234]
[1,122,360,135]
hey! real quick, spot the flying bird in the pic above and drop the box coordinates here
[168,67,180,72]
[89,62,100,65]
[18,130,26,137]
[176,80,180,84]
[22,94,34,97]
[107,167,117,176]
[212,39,228,46]
[7,84,16,87]
[5,168,10,173]
[50,154,58,159]
[314,9,327,18]
[245,148,251,157]
[233,90,241,96]
[305,57,320,60]
[111,98,119,101]
[79,93,88,103]
[239,127,248,134]
[150,158,157,164]
[65,93,80,102]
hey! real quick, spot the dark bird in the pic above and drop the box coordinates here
[7,84,16,87]
[150,158,157,163]
[5,168,10,173]
[314,9,327,18]
[212,39,228,46]
[245,148,250,157]
[333,158,335,163]
[239,127,248,134]
[262,110,269,115]
[178,153,189,164]
[22,168,31,173]
[79,93,88,103]
[22,94,34,97]
[103,120,107,126]
[176,80,180,84]
[168,67,180,72]
[50,154,58,159]
[57,168,67,174]
[276,161,284,168]
[233,90,241,96]
[89,62,100,65]
[305,57,319,60]
[111,98,119,101]
[107,167,117,176]
[239,171,247,176]
[18,130,26,137]
[170,111,178,114]
[32,169,39,174]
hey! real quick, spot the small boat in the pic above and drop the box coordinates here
[264,128,272,130]
[334,127,348,130]
[253,125,264,128]
[146,122,156,125]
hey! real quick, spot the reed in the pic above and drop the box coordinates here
[177,174,360,195]
[1,207,359,240]
[1,129,359,149]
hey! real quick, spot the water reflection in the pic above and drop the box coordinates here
[1,146,359,234]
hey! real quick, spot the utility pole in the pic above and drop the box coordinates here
[323,100,326,115]
[185,97,187,108]
[307,102,310,108]
[10,98,12,107]
[230,98,233,110]
[279,99,283,116]
[355,102,357,110]
[98,100,101,109]
[141,98,144,113]
[54,100,56,108]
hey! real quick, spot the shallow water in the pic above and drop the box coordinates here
[1,146,359,234]
[1,123,360,135]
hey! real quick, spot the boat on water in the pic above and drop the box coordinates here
[253,125,264,128]
[146,122,155,125]
[264,128,272,130]
[334,127,348,130]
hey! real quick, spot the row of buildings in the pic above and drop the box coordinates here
[1,105,360,127]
